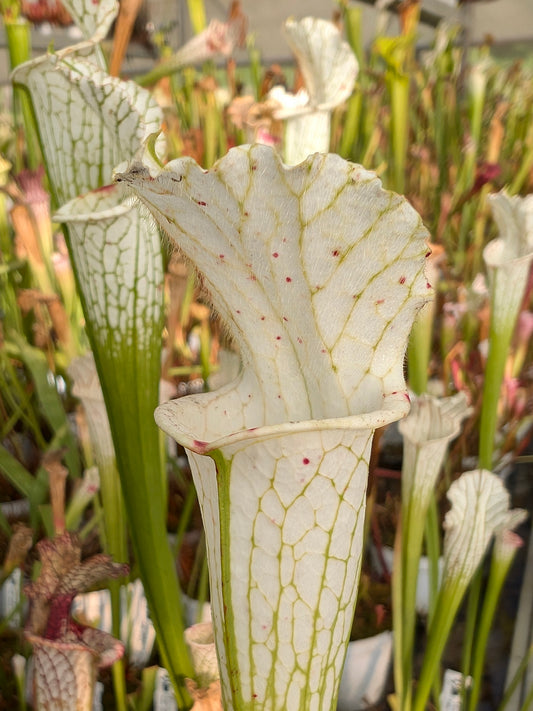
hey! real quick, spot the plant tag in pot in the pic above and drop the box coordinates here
[440,669,471,711]
[92,681,104,711]
[0,568,22,628]
[154,667,179,711]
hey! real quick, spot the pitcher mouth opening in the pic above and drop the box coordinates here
[155,390,410,455]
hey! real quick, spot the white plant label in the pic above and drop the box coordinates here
[92,681,104,711]
[154,668,178,711]
[0,568,21,628]
[440,669,469,711]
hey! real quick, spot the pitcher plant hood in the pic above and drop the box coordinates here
[116,144,431,449]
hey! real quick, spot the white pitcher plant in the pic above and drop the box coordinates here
[413,469,527,711]
[274,17,358,166]
[116,143,431,710]
[230,17,358,167]
[394,392,472,709]
[479,190,533,468]
[11,0,194,704]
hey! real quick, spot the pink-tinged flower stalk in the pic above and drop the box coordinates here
[117,143,431,711]
[25,532,128,711]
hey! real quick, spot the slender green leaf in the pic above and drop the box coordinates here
[5,335,80,478]
[0,444,46,503]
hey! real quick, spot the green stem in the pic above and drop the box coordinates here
[461,565,482,704]
[467,547,516,711]
[14,660,27,711]
[407,300,434,395]
[434,74,448,200]
[194,538,209,624]
[98,459,128,567]
[342,3,363,67]
[247,38,262,102]
[508,138,533,195]
[199,317,212,388]
[388,72,409,194]
[111,659,127,711]
[100,376,194,708]
[135,60,183,88]
[469,186,491,279]
[109,579,127,711]
[413,575,466,711]
[203,93,219,168]
[211,449,244,709]
[456,202,475,274]
[338,92,362,160]
[478,316,515,470]
[424,495,441,627]
[497,645,533,711]
[5,19,41,170]
[399,495,427,711]
[519,680,533,711]
[100,460,129,711]
[469,67,486,150]
[395,466,441,710]
[186,0,206,34]
[392,521,405,710]
[0,198,22,336]
[173,479,198,558]
[180,271,197,329]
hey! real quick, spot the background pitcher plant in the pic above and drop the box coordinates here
[11,0,194,703]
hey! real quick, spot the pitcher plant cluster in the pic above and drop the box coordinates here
[0,1,532,711]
